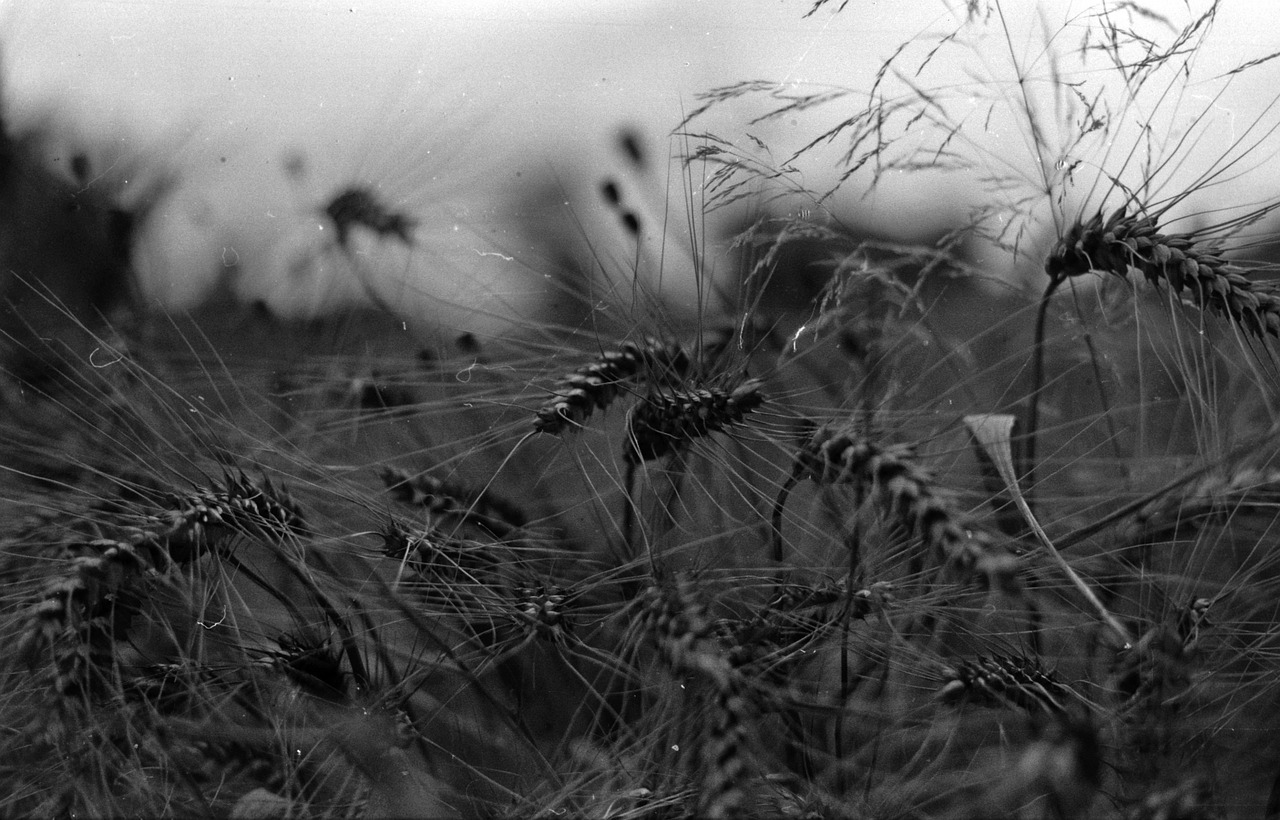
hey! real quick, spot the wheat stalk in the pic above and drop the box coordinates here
[11,3,1280,813]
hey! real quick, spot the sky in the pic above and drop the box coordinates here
[4,0,1280,336]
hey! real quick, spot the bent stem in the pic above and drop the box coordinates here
[1024,275,1063,504]
[965,413,1133,648]
[770,468,801,564]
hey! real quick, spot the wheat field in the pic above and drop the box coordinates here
[4,2,1280,818]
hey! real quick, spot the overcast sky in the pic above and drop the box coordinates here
[4,1,1280,331]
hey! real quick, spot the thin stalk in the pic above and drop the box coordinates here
[834,483,864,798]
[1067,280,1125,462]
[1024,275,1063,503]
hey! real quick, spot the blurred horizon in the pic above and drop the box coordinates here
[4,0,1280,332]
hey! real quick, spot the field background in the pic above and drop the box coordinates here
[5,0,1278,317]
[6,2,1280,818]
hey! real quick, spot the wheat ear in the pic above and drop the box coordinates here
[380,465,527,538]
[641,578,756,816]
[937,655,1072,715]
[534,337,689,435]
[1122,464,1280,547]
[624,378,765,463]
[772,421,1018,589]
[1046,207,1280,338]
[699,680,752,820]
[156,471,307,563]
[1027,206,1280,492]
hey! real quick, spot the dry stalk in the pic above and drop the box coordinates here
[966,414,1132,647]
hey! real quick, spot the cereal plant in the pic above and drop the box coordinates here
[4,2,1280,818]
